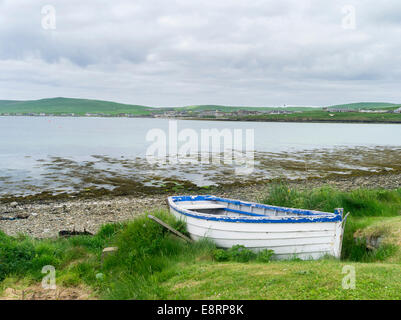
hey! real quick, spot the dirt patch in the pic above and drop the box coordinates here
[0,284,95,300]
[368,218,401,247]
[354,217,401,250]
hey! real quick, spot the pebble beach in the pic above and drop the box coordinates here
[1,172,400,239]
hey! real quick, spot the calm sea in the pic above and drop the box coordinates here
[1,116,400,196]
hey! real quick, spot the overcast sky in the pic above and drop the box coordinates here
[0,0,400,107]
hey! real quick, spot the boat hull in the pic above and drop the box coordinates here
[170,206,343,260]
[167,196,345,260]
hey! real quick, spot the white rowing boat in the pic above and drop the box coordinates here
[167,195,348,260]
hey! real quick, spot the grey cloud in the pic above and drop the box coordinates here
[0,0,400,106]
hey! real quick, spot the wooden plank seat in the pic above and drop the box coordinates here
[180,204,227,210]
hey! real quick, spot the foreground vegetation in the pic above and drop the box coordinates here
[1,184,401,299]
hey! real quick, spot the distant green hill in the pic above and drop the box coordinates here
[1,98,399,116]
[326,102,399,110]
[0,97,153,115]
[0,98,320,115]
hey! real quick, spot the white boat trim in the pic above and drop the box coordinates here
[168,195,342,224]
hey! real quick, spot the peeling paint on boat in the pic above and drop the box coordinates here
[168,195,346,260]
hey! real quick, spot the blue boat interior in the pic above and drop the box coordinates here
[171,195,343,220]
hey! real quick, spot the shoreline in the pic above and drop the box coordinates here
[1,114,401,124]
[177,117,401,124]
[1,172,400,239]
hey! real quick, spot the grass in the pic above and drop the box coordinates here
[1,184,401,299]
[0,97,153,116]
[0,223,117,283]
[262,183,401,261]
[161,260,401,299]
[262,183,401,218]
[0,211,216,299]
[235,110,401,122]
[326,102,399,110]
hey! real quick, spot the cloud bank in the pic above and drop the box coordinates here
[1,0,400,106]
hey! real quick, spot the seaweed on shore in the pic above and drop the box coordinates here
[1,146,401,203]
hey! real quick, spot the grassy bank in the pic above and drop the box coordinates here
[1,184,401,299]
[0,98,153,116]
[262,184,401,262]
[192,109,401,123]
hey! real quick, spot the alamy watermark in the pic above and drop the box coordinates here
[342,265,356,289]
[341,5,356,30]
[146,121,255,175]
[42,265,56,290]
[41,5,56,30]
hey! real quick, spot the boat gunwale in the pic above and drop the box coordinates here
[168,195,343,224]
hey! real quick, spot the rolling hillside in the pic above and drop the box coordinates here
[326,102,399,110]
[0,98,320,115]
[0,98,153,115]
[1,98,400,116]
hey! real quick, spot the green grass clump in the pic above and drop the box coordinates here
[263,183,401,261]
[263,183,401,217]
[227,245,257,262]
[213,246,274,263]
[213,249,230,262]
[0,233,36,281]
[0,223,119,283]
[97,211,216,299]
[256,249,275,263]
[0,211,216,299]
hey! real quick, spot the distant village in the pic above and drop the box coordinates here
[0,108,298,118]
[323,107,401,114]
[0,106,400,118]
[153,108,300,119]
